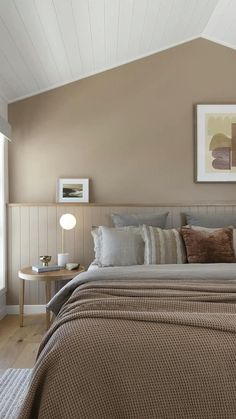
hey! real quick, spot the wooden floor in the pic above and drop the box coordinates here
[0,314,46,376]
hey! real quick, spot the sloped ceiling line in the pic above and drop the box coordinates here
[0,0,234,104]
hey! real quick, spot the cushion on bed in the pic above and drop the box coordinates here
[111,212,168,228]
[190,225,236,256]
[185,213,236,228]
[180,226,235,263]
[142,225,186,264]
[92,226,144,266]
[91,227,102,265]
[99,226,144,267]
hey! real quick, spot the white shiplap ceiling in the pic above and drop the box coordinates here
[0,0,235,104]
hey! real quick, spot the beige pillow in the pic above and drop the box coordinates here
[142,225,186,264]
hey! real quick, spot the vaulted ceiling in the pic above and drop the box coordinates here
[0,0,235,104]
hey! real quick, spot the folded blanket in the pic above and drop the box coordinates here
[47,264,236,314]
[19,271,236,418]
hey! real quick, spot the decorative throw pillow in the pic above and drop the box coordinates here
[91,227,102,265]
[180,226,235,263]
[98,226,144,267]
[190,225,236,256]
[142,225,186,264]
[111,212,168,228]
[91,226,144,266]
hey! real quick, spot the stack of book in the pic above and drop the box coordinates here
[32,265,60,273]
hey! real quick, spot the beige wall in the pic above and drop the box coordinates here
[8,38,236,204]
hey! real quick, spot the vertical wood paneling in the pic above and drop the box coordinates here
[207,205,216,219]
[74,207,84,265]
[83,207,93,268]
[64,207,76,263]
[56,205,66,256]
[47,206,57,295]
[47,206,57,265]
[20,207,30,304]
[38,207,48,303]
[10,206,21,304]
[29,207,39,304]
[7,204,236,305]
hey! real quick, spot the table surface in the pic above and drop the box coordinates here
[18,265,85,281]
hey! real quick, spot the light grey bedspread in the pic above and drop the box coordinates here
[47,263,236,315]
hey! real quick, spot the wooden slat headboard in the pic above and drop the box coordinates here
[7,203,236,305]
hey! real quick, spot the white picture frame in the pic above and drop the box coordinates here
[57,178,89,203]
[196,104,236,182]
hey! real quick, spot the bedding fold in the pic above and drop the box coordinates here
[47,264,236,315]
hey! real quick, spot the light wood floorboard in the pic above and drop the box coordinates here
[0,314,46,375]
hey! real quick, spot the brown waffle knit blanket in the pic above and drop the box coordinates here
[19,276,236,418]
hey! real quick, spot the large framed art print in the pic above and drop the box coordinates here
[196,104,236,182]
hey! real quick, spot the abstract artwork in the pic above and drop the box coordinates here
[57,178,89,203]
[196,105,236,182]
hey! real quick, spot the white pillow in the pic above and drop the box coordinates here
[91,226,144,267]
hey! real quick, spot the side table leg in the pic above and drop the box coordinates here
[45,281,52,330]
[19,279,25,327]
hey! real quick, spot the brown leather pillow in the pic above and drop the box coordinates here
[180,226,235,263]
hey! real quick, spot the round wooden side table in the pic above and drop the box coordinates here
[18,266,85,329]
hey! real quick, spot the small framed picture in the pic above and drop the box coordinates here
[196,104,236,182]
[57,178,89,203]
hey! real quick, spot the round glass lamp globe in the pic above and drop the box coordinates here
[60,214,76,230]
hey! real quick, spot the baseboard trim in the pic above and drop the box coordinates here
[6,305,46,315]
[0,305,7,320]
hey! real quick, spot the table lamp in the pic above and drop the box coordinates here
[58,213,77,267]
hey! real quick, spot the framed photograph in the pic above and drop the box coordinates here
[196,104,236,182]
[57,178,89,203]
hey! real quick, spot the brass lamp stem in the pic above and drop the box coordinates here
[62,228,64,254]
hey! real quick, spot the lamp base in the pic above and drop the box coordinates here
[57,253,69,268]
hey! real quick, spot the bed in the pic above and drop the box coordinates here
[19,263,236,419]
[18,213,236,418]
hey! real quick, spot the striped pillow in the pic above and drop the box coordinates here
[142,225,186,264]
